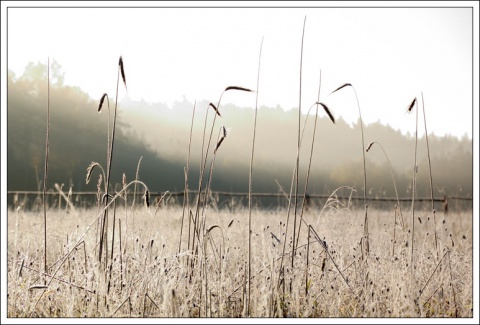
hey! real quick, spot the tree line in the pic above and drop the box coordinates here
[6,62,473,208]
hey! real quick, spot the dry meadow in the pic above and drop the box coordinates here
[7,201,473,318]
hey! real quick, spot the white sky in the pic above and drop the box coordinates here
[3,2,478,140]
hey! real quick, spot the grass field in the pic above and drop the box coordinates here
[7,202,473,318]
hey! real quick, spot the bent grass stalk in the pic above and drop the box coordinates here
[131,156,143,208]
[366,141,403,255]
[42,57,50,284]
[86,161,106,261]
[406,97,418,283]
[190,101,216,258]
[275,16,307,294]
[277,97,334,290]
[292,16,307,273]
[192,86,253,272]
[329,83,369,259]
[247,36,263,316]
[294,71,336,249]
[202,126,227,221]
[180,101,196,255]
[98,56,127,267]
[420,92,439,259]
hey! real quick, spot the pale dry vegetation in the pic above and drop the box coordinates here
[7,202,472,317]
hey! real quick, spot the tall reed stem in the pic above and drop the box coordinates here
[292,15,307,272]
[421,93,438,259]
[408,97,419,285]
[366,141,403,255]
[99,56,126,266]
[247,36,263,317]
[295,70,322,248]
[330,83,368,258]
[42,57,50,283]
[180,101,196,254]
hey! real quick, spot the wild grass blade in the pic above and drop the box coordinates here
[180,101,196,254]
[330,83,352,94]
[247,36,263,316]
[406,96,419,299]
[315,102,335,124]
[406,97,417,113]
[292,15,307,276]
[98,93,109,113]
[119,56,127,89]
[421,92,438,258]
[366,141,403,255]
[328,82,369,259]
[225,86,254,92]
[42,57,50,284]
[209,102,221,117]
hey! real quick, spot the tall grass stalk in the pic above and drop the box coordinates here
[191,87,252,274]
[192,100,224,257]
[421,93,438,259]
[118,218,123,291]
[330,83,369,259]
[107,199,117,294]
[98,56,127,267]
[305,226,311,295]
[291,15,307,275]
[97,93,110,266]
[366,141,403,255]
[128,155,143,239]
[294,71,335,249]
[446,250,458,317]
[201,126,227,223]
[180,101,196,255]
[294,101,321,250]
[278,163,296,290]
[277,93,334,292]
[247,36,263,316]
[42,57,50,284]
[190,102,213,258]
[406,97,418,285]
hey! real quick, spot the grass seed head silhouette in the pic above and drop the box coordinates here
[406,97,417,113]
[119,56,127,90]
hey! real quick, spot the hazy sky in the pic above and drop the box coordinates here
[3,3,477,141]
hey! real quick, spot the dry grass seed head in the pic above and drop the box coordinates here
[225,86,254,93]
[366,142,374,152]
[316,102,335,124]
[119,56,127,89]
[209,102,221,117]
[406,98,417,113]
[214,126,228,153]
[86,162,101,184]
[154,191,170,215]
[97,173,103,191]
[98,93,109,113]
[143,189,150,207]
[330,83,352,94]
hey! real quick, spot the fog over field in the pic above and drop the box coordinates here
[7,62,473,209]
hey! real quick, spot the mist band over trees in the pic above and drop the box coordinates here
[7,61,473,209]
